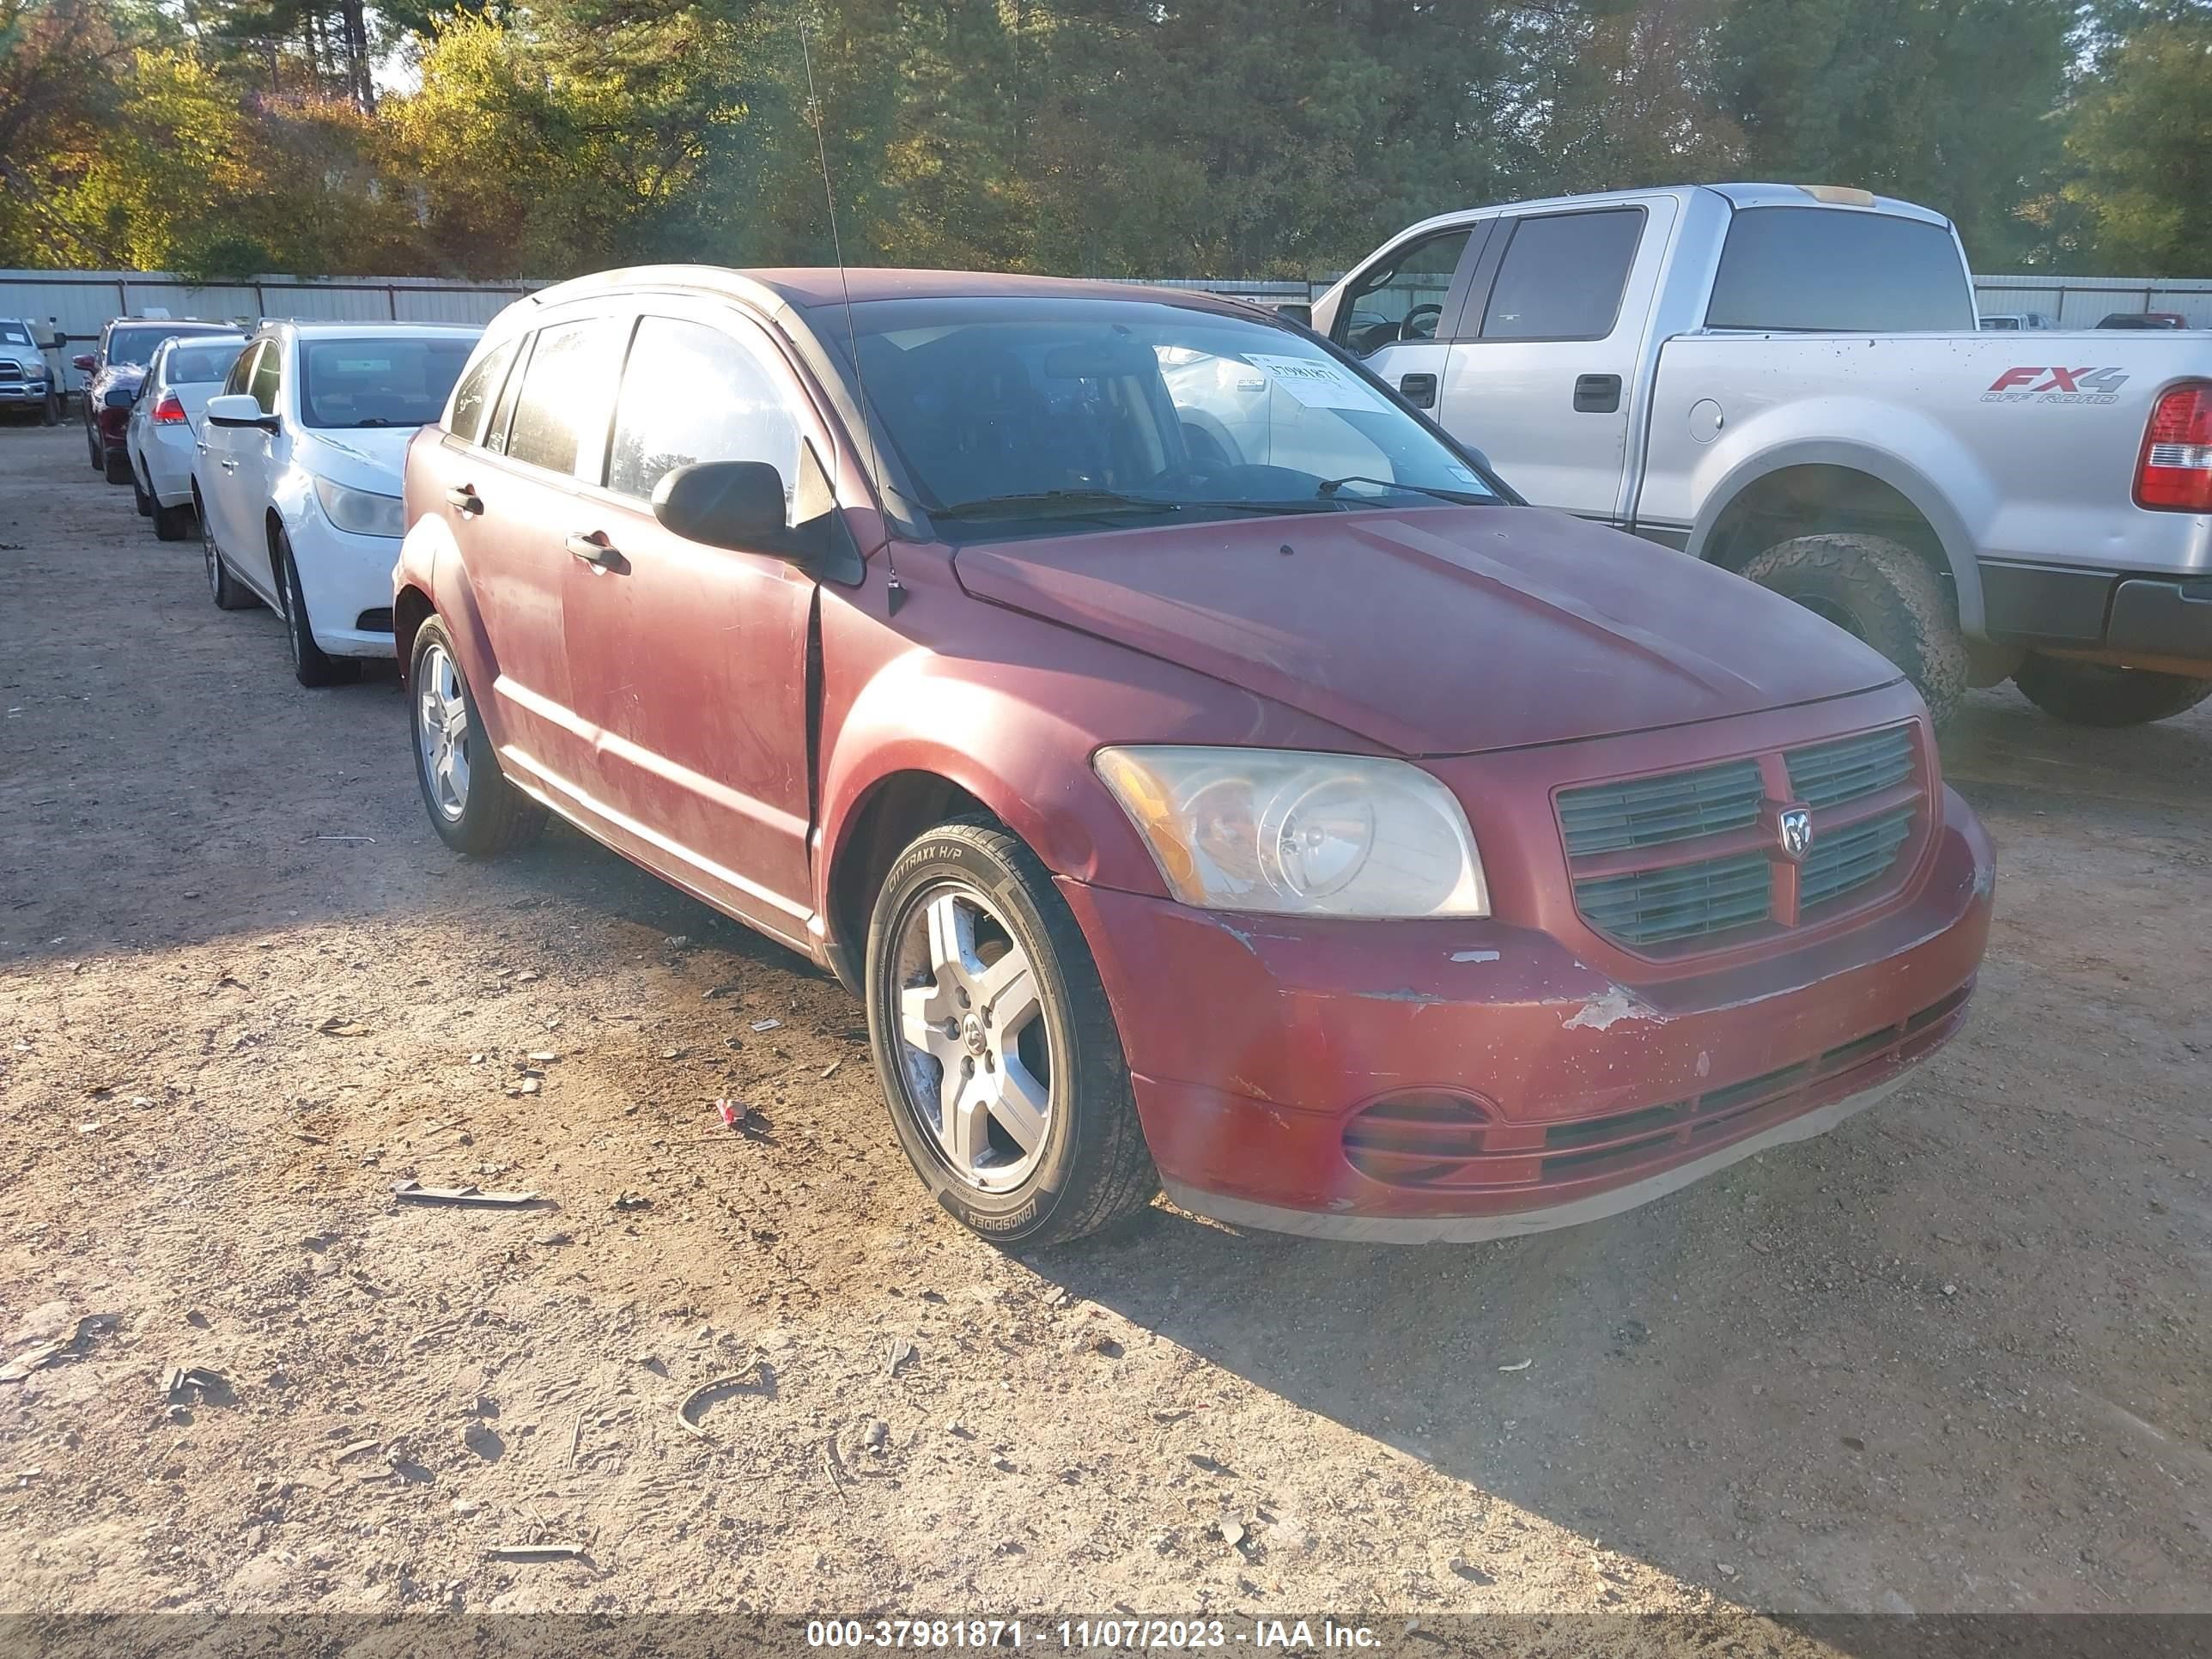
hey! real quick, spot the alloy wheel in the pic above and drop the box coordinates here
[889,882,1054,1194]
[415,641,472,821]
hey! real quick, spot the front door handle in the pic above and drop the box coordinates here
[445,484,484,516]
[1398,372,1438,410]
[1573,373,1623,414]
[218,458,238,471]
[566,531,623,569]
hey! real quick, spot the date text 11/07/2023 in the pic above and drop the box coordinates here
[805,1620,1382,1650]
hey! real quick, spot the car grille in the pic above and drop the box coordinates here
[1556,721,1928,953]
[1341,981,1973,1194]
[0,363,20,383]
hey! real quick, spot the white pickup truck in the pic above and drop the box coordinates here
[1310,183,2212,727]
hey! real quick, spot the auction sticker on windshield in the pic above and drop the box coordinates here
[1243,353,1390,413]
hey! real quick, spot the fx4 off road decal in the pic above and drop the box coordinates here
[1982,366,2130,405]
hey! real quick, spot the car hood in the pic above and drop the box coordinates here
[299,425,416,489]
[951,506,1903,757]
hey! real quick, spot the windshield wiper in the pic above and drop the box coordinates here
[937,489,1350,522]
[1316,474,1490,506]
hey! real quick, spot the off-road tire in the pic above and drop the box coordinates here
[409,616,547,857]
[2012,654,2212,727]
[865,817,1158,1248]
[274,530,359,688]
[1739,532,1968,728]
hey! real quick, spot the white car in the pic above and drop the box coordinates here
[197,321,479,685]
[125,333,246,540]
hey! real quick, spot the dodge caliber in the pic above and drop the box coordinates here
[395,268,1994,1246]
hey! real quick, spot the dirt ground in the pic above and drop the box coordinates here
[1,421,2208,1626]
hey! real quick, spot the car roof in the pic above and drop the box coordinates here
[522,264,1266,324]
[260,321,483,337]
[1372,182,1953,248]
[108,318,232,332]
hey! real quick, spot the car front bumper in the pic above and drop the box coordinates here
[0,382,49,406]
[287,512,401,658]
[1060,788,1992,1242]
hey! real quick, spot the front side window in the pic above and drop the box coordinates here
[1335,229,1473,357]
[446,337,520,447]
[1706,208,1974,332]
[503,319,623,476]
[608,317,799,502]
[298,336,475,429]
[248,342,283,415]
[838,295,1499,542]
[1480,209,1644,342]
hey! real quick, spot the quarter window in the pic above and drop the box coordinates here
[1706,208,1974,332]
[1336,230,1473,357]
[503,319,623,477]
[447,338,519,446]
[608,316,799,502]
[248,341,283,414]
[224,342,262,398]
[1480,210,1644,341]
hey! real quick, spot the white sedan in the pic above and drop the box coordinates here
[196,321,479,686]
[125,332,246,540]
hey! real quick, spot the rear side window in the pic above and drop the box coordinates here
[248,343,283,414]
[607,316,799,502]
[447,338,519,446]
[1480,210,1644,341]
[1707,208,1974,331]
[504,319,623,476]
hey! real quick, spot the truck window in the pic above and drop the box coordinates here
[1479,210,1643,342]
[1336,229,1473,357]
[1706,208,1974,332]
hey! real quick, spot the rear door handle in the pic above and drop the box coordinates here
[566,531,623,569]
[1398,372,1438,410]
[1573,374,1623,414]
[445,484,483,516]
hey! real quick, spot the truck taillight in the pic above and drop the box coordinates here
[152,392,186,425]
[2136,381,2212,512]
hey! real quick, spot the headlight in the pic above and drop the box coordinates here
[1094,745,1488,918]
[313,477,405,538]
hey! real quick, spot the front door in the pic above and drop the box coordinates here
[556,307,819,943]
[198,341,275,592]
[1328,225,1484,422]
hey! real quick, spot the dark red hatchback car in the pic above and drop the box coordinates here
[395,267,1993,1245]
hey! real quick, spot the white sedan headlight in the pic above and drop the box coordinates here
[1094,746,1488,918]
[313,477,404,538]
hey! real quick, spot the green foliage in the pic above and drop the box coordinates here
[0,0,2203,279]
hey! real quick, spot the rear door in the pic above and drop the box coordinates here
[555,305,820,942]
[438,318,627,799]
[1439,198,1675,521]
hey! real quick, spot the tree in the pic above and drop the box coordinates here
[2062,17,2212,275]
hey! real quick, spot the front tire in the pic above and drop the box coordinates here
[131,460,154,518]
[273,530,359,688]
[409,617,546,857]
[201,488,255,610]
[155,499,192,542]
[865,818,1158,1247]
[2013,654,2212,727]
[103,444,132,486]
[1739,532,1968,728]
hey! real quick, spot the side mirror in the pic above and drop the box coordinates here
[71,353,95,373]
[652,454,866,584]
[103,386,137,410]
[205,393,273,429]
[1274,302,1314,327]
[653,460,789,550]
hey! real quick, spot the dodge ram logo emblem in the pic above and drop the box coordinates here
[1778,807,1814,861]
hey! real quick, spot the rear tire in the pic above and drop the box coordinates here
[273,530,359,688]
[2012,654,2212,727]
[866,817,1158,1248]
[1738,532,1967,728]
[409,616,546,857]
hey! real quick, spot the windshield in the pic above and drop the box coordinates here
[165,340,245,385]
[0,322,31,348]
[106,325,202,368]
[299,335,477,428]
[836,296,1499,538]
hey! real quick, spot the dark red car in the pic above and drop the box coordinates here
[395,269,1994,1246]
[76,317,234,484]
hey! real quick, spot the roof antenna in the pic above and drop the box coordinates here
[799,18,904,617]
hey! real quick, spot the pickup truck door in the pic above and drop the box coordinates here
[1437,198,1677,523]
[1327,223,1490,423]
